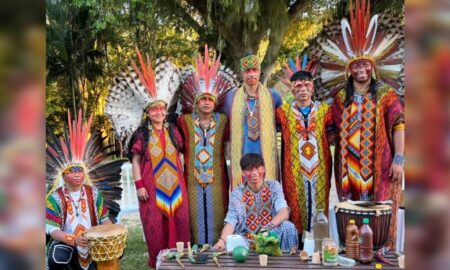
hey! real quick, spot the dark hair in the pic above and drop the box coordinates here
[344,76,378,107]
[290,71,313,82]
[240,153,265,170]
[126,119,181,161]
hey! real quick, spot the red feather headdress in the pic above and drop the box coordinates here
[319,0,403,94]
[180,45,240,113]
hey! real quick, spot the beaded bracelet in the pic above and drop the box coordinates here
[64,234,76,246]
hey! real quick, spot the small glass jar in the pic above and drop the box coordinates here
[322,238,338,266]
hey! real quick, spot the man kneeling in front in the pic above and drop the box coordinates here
[213,153,298,253]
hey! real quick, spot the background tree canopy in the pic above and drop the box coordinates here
[46,0,403,141]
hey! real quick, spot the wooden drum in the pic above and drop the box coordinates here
[335,201,391,249]
[85,224,127,270]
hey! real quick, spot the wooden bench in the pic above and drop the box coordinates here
[158,249,402,269]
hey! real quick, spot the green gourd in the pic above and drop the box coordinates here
[232,246,249,262]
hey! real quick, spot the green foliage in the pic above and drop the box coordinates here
[46,0,197,134]
[120,226,151,270]
[252,231,283,256]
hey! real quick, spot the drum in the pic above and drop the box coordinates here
[335,201,391,250]
[85,224,127,270]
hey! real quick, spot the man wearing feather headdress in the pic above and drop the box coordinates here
[318,0,405,252]
[220,54,282,190]
[177,45,239,246]
[276,55,335,249]
[46,110,125,270]
[105,48,190,267]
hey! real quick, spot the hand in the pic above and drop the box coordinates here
[213,238,226,251]
[137,187,149,201]
[389,162,403,182]
[75,235,88,247]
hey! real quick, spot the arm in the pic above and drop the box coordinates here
[132,154,148,201]
[270,207,289,227]
[213,223,235,251]
[268,180,290,228]
[389,129,405,182]
[50,229,88,247]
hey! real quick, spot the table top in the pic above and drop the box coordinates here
[157,249,402,270]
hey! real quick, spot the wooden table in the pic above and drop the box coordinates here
[157,249,402,269]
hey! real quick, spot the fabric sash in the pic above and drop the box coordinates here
[148,127,183,217]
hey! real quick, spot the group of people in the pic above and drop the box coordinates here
[46,1,405,269]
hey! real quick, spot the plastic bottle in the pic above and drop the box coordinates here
[359,218,373,264]
[345,219,360,259]
[313,210,329,252]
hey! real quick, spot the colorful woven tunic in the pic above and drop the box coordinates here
[221,85,282,189]
[224,180,298,251]
[46,185,109,269]
[130,124,190,267]
[177,112,229,245]
[276,101,334,233]
[332,84,405,249]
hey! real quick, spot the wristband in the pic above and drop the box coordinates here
[393,154,405,166]
[135,179,144,189]
[65,234,76,246]
[219,237,227,245]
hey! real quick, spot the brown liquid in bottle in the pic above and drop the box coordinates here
[359,218,373,264]
[345,219,359,259]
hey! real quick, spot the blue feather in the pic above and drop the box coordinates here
[288,58,297,72]
[302,54,308,71]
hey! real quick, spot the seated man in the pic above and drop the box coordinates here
[213,153,298,252]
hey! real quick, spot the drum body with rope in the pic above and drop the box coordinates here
[335,201,392,250]
[85,224,127,270]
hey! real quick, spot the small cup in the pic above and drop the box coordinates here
[259,254,268,266]
[398,255,405,269]
[312,252,321,264]
[176,241,184,253]
[300,250,309,261]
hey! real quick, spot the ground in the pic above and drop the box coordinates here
[120,213,153,270]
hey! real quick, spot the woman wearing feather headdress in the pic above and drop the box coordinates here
[105,48,190,267]
[276,55,336,249]
[177,45,239,246]
[318,0,404,253]
[46,110,125,270]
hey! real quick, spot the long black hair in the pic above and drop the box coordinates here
[126,117,182,161]
[344,76,378,107]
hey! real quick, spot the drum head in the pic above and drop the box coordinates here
[85,224,126,239]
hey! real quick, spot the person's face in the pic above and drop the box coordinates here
[242,68,260,86]
[349,60,373,83]
[63,166,85,187]
[196,95,216,114]
[147,105,167,124]
[242,165,265,185]
[291,80,314,103]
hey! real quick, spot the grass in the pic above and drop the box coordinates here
[121,226,154,270]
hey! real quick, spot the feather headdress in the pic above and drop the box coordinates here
[318,0,404,95]
[46,110,125,222]
[280,54,318,87]
[105,47,181,143]
[180,45,240,113]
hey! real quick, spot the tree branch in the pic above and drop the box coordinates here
[288,0,308,22]
[172,1,205,36]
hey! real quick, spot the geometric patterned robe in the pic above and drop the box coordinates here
[332,83,405,249]
[276,101,334,234]
[177,112,229,245]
